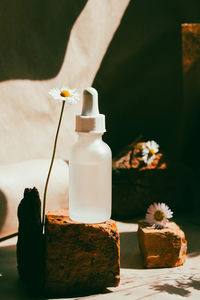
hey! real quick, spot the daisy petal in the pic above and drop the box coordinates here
[145,202,173,228]
[48,86,80,104]
[141,140,159,165]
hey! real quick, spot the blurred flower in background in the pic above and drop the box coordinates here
[142,140,159,164]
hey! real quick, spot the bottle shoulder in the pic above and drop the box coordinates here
[70,138,112,163]
[71,136,111,151]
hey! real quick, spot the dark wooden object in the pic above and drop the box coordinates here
[44,209,120,296]
[17,187,44,290]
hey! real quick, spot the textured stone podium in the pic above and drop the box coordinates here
[138,220,187,268]
[112,141,193,219]
[44,209,120,296]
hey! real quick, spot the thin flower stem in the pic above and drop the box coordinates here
[42,101,66,233]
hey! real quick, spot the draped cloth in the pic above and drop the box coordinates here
[0,0,130,237]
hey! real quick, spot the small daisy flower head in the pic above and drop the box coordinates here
[145,202,173,228]
[142,140,159,164]
[48,86,80,104]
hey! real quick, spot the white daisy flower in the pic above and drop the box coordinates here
[42,85,80,232]
[48,86,80,104]
[142,140,159,164]
[145,202,173,228]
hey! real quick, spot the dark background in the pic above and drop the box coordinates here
[0,0,200,172]
[93,0,200,175]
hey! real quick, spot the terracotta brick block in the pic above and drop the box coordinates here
[112,141,193,219]
[44,209,120,296]
[138,220,187,268]
[182,24,200,73]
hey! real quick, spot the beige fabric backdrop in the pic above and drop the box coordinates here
[0,0,130,238]
[0,0,130,164]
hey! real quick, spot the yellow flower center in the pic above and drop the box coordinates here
[60,90,71,97]
[149,148,155,155]
[154,210,165,221]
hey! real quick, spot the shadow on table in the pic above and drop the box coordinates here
[120,231,143,269]
[146,218,200,298]
[173,216,200,257]
[46,289,111,299]
[0,244,112,299]
[150,275,200,298]
[0,244,36,300]
[184,226,200,258]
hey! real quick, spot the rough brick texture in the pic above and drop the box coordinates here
[138,220,187,268]
[45,209,120,296]
[182,24,200,73]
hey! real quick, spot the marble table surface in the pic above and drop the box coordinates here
[0,216,200,300]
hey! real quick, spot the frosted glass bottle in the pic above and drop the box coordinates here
[69,87,112,223]
[69,132,112,223]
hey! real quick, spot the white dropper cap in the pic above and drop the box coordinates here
[75,87,106,133]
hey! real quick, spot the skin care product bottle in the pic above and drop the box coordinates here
[69,87,112,223]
